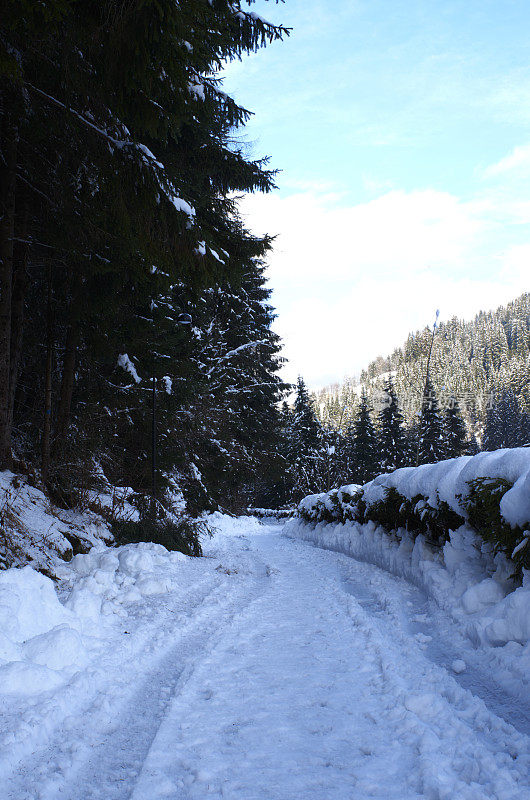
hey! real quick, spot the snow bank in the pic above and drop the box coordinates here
[299,450,530,581]
[205,511,264,537]
[0,542,188,695]
[0,566,83,694]
[0,471,114,572]
[292,449,530,651]
[285,516,530,650]
[62,543,187,620]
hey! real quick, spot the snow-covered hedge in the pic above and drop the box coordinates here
[297,449,530,578]
[247,507,294,519]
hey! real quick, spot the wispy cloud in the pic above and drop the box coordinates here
[483,143,530,178]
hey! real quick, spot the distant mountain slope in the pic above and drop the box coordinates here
[314,292,530,443]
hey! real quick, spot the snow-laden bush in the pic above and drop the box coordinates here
[247,508,294,519]
[113,515,206,557]
[297,449,530,580]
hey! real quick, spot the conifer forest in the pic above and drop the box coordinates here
[1,1,290,522]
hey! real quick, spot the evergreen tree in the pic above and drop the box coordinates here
[313,292,530,451]
[378,378,406,472]
[483,389,523,450]
[443,397,468,458]
[466,434,480,455]
[345,392,380,484]
[287,377,325,501]
[520,412,530,447]
[1,0,291,515]
[417,376,445,464]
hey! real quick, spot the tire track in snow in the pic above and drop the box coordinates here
[340,567,530,736]
[2,539,271,800]
[4,526,529,800]
[130,530,530,800]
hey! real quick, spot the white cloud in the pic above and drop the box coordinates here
[483,143,530,178]
[240,187,530,388]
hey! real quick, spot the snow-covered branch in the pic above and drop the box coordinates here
[205,340,273,377]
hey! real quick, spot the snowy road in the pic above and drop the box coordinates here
[2,521,529,800]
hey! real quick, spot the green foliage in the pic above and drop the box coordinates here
[378,379,406,472]
[285,377,326,502]
[297,471,528,582]
[444,399,468,458]
[344,391,380,483]
[418,376,445,464]
[113,514,207,558]
[465,477,529,579]
[2,0,289,512]
[361,488,463,545]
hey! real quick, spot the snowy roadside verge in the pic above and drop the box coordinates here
[299,448,530,578]
[285,517,530,656]
[0,471,114,573]
[0,511,259,696]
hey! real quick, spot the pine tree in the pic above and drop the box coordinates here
[483,389,523,450]
[378,378,406,472]
[313,292,530,453]
[345,391,380,484]
[443,397,468,458]
[287,377,325,501]
[483,401,501,451]
[466,434,480,455]
[417,376,445,464]
[2,0,290,513]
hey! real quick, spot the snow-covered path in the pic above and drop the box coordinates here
[2,522,529,800]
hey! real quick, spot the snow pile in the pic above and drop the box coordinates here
[0,567,85,694]
[61,543,188,618]
[205,511,264,537]
[0,471,113,572]
[285,515,530,650]
[0,542,188,696]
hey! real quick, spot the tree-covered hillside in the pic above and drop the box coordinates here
[314,292,530,446]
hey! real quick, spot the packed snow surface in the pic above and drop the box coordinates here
[286,516,530,657]
[0,516,529,799]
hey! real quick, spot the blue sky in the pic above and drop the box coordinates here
[223,0,530,387]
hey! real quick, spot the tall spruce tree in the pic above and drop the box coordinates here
[483,389,523,450]
[2,1,291,514]
[417,376,445,464]
[287,377,324,501]
[345,391,380,484]
[378,378,406,472]
[443,397,468,458]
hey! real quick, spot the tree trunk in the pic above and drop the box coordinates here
[54,312,80,455]
[7,199,29,445]
[0,109,18,469]
[41,267,54,480]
